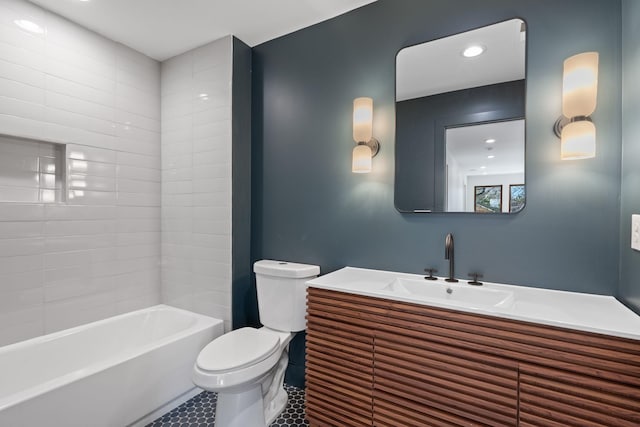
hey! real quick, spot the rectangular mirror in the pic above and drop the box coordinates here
[394,18,526,213]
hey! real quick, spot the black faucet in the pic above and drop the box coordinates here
[445,233,458,283]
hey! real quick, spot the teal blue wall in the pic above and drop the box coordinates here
[619,0,640,313]
[231,38,256,329]
[249,0,623,386]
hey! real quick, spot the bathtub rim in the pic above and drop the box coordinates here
[0,304,222,412]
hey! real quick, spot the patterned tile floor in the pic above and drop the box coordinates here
[147,384,309,427]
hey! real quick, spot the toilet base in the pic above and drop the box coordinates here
[212,383,288,427]
[215,385,265,427]
[209,346,291,427]
[264,386,288,425]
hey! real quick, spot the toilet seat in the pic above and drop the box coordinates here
[193,327,292,393]
[196,327,280,373]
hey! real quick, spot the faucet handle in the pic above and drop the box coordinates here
[468,273,483,286]
[424,268,438,281]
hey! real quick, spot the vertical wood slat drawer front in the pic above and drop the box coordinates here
[306,288,375,427]
[519,363,640,427]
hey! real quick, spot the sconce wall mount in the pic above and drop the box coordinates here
[356,138,380,156]
[553,115,592,138]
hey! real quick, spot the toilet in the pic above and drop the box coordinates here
[192,260,319,427]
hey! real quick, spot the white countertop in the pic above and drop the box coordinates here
[306,266,640,341]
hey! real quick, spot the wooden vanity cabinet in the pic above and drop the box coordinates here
[305,288,640,427]
[305,288,379,426]
[373,305,518,426]
[519,363,640,426]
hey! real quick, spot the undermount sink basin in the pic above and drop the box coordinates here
[381,278,515,309]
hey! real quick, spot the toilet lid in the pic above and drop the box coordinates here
[196,327,280,373]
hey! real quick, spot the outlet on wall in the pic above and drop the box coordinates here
[633,215,640,251]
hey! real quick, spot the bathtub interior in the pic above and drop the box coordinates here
[0,305,215,409]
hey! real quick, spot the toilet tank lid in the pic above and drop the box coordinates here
[254,260,320,278]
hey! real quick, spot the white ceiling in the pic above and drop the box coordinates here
[396,18,526,101]
[28,0,378,61]
[446,119,525,177]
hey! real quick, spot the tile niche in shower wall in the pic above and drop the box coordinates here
[0,135,65,203]
[0,0,161,346]
[160,37,233,330]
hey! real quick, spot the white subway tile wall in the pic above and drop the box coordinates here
[0,135,65,203]
[0,0,161,345]
[161,37,232,330]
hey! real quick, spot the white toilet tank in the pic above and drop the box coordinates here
[254,260,320,332]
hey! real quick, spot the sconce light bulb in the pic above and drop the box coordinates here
[353,97,373,142]
[561,120,596,160]
[352,144,372,173]
[562,52,599,118]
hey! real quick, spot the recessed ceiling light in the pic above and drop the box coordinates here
[14,19,44,34]
[488,155,495,159]
[480,166,487,169]
[485,138,496,144]
[462,45,485,58]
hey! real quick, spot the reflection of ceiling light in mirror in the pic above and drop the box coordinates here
[462,45,485,58]
[14,19,44,34]
[488,155,495,159]
[485,138,496,144]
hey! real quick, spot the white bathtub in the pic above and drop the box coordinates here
[0,304,224,427]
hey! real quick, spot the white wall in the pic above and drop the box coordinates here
[466,173,524,213]
[0,0,161,345]
[446,152,464,212]
[160,37,233,331]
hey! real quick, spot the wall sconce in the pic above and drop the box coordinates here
[554,52,599,160]
[352,97,380,173]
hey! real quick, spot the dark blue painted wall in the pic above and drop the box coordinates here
[396,80,525,212]
[619,0,640,314]
[250,0,622,386]
[231,38,257,329]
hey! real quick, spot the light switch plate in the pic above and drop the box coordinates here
[633,214,640,251]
